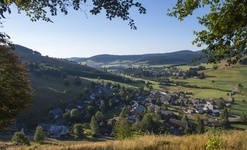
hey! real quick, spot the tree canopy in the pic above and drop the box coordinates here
[114,117,132,139]
[0,0,146,30]
[0,36,32,128]
[168,0,247,64]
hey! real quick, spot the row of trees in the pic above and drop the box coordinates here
[11,126,45,145]
[122,66,206,81]
[28,62,62,77]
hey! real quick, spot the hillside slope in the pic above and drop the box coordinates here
[12,45,136,127]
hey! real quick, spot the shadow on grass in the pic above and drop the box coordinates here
[57,135,114,143]
[205,75,217,78]
[0,135,11,142]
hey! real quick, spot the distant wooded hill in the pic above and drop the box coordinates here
[13,44,135,83]
[68,50,203,65]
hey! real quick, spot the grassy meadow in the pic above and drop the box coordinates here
[1,130,247,150]
[21,74,92,127]
[121,63,247,116]
[167,64,247,98]
[166,64,247,116]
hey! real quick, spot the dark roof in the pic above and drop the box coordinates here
[49,108,63,115]
[169,119,188,129]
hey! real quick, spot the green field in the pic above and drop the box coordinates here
[122,64,247,116]
[231,123,247,130]
[81,77,146,89]
[176,63,215,70]
[230,101,247,114]
[169,64,247,97]
[22,74,92,127]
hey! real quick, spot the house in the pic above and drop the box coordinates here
[193,100,205,107]
[48,125,68,138]
[49,108,63,119]
[195,107,204,114]
[128,115,137,123]
[213,98,225,103]
[65,104,76,112]
[75,101,84,110]
[131,104,146,116]
[160,110,177,119]
[178,92,186,98]
[130,100,138,107]
[169,118,188,129]
[160,90,169,96]
[154,105,161,114]
[178,98,188,105]
[203,102,220,116]
[170,126,182,135]
[186,108,195,114]
[162,95,176,105]
[90,93,96,100]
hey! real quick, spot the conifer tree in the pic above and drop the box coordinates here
[114,117,132,139]
[90,116,99,137]
[34,126,45,142]
[12,132,30,145]
[220,107,230,128]
[196,116,204,134]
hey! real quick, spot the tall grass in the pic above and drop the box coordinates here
[5,130,246,150]
[63,131,247,150]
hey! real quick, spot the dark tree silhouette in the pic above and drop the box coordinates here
[0,43,32,128]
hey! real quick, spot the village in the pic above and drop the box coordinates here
[33,80,239,139]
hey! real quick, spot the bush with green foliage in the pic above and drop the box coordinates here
[240,112,247,122]
[141,113,161,132]
[205,130,222,150]
[95,111,105,122]
[73,124,84,138]
[11,132,30,145]
[114,117,132,140]
[90,116,99,137]
[34,126,45,142]
[70,108,82,122]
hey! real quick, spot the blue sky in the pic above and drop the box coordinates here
[1,1,207,58]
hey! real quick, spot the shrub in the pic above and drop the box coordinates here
[90,116,99,137]
[205,130,222,150]
[34,126,45,142]
[240,113,247,122]
[11,132,30,145]
[73,124,84,137]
